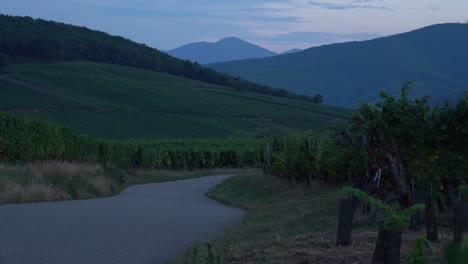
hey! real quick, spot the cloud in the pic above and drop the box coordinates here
[409,7,440,11]
[247,30,382,51]
[307,1,394,11]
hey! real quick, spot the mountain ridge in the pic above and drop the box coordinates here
[167,37,277,64]
[208,23,468,107]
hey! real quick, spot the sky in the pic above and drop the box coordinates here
[1,0,467,53]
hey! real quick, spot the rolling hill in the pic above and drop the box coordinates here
[167,37,277,64]
[0,14,316,103]
[208,23,468,107]
[0,62,350,139]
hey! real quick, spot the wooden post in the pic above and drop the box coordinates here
[336,197,354,246]
[425,182,439,242]
[409,180,423,231]
[454,192,468,244]
[266,143,270,166]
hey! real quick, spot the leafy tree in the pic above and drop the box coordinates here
[312,94,323,104]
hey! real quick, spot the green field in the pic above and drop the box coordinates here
[1,62,350,139]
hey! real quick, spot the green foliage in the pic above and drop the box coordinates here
[0,112,267,169]
[269,84,467,217]
[459,185,468,203]
[444,235,468,264]
[182,241,224,264]
[409,236,436,264]
[342,187,424,231]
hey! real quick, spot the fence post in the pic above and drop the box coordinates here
[425,181,439,242]
[266,143,270,166]
[409,179,423,231]
[454,191,468,244]
[336,197,354,246]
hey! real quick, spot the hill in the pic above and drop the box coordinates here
[208,23,468,107]
[0,62,350,139]
[0,14,316,103]
[167,37,277,64]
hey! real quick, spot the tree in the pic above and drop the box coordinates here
[312,94,324,104]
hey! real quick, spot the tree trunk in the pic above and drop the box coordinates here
[385,153,409,208]
[425,193,439,242]
[372,230,402,264]
[454,201,468,244]
[336,197,354,246]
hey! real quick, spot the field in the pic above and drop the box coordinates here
[0,62,350,139]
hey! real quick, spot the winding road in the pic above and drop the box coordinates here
[0,174,244,264]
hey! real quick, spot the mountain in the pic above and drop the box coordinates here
[167,37,277,64]
[281,49,303,55]
[209,23,468,107]
[0,15,315,103]
[0,62,350,139]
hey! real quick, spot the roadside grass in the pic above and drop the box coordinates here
[172,174,450,264]
[0,162,257,204]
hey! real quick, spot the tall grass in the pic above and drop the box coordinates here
[0,161,114,203]
[0,161,257,204]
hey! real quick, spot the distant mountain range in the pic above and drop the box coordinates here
[209,23,468,107]
[167,37,278,64]
[281,49,302,55]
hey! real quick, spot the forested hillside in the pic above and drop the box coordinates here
[0,15,320,103]
[209,23,468,107]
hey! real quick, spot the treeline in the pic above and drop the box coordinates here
[0,112,266,169]
[0,15,322,104]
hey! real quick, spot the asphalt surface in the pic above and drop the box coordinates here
[0,174,244,264]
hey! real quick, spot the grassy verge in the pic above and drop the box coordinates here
[171,174,451,263]
[0,161,257,204]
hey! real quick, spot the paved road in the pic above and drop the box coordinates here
[0,174,244,264]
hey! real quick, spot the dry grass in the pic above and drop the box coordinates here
[225,229,451,264]
[0,161,109,204]
[0,162,258,204]
[27,161,100,181]
[0,180,70,204]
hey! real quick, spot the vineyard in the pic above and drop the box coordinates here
[0,112,267,169]
[268,84,468,262]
